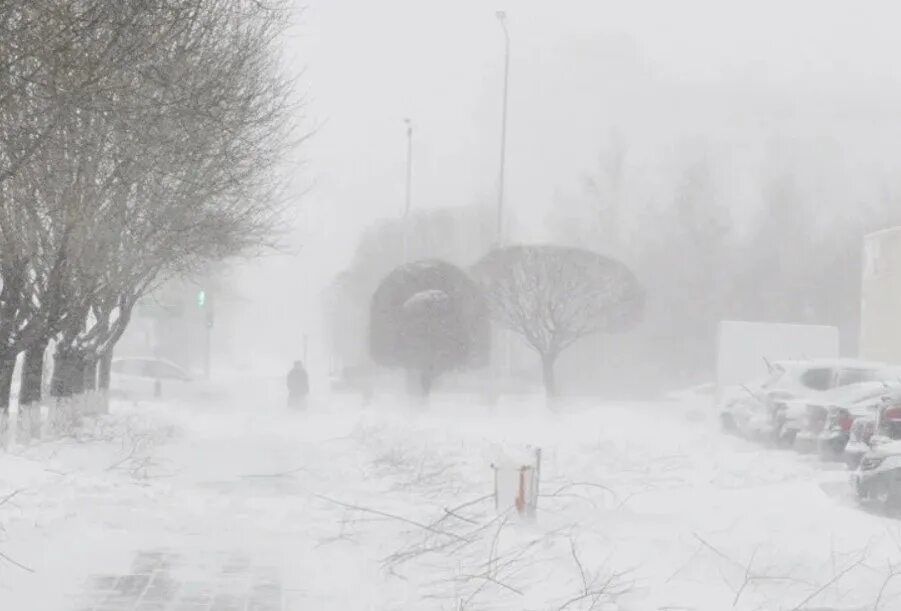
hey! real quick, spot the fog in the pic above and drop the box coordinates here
[10,2,901,610]
[233,0,901,391]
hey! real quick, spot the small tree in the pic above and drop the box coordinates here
[370,260,490,396]
[472,245,643,397]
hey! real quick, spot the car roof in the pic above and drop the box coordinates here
[112,356,188,371]
[772,358,892,371]
[865,225,901,241]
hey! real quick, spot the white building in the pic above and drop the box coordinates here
[861,226,901,364]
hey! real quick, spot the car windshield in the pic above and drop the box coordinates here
[800,367,833,391]
[836,368,879,386]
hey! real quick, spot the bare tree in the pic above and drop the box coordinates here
[0,0,179,410]
[329,205,495,377]
[48,0,296,401]
[472,245,643,397]
[0,0,298,416]
[14,103,122,414]
[370,260,490,397]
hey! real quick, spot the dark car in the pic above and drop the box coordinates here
[110,357,192,400]
[853,401,901,507]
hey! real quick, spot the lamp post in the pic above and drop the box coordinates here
[402,117,413,260]
[197,288,213,379]
[489,11,512,401]
[495,10,510,244]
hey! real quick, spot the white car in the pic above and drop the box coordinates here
[719,358,901,443]
[718,360,827,437]
[109,357,193,401]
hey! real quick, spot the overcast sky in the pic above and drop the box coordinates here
[234,0,901,367]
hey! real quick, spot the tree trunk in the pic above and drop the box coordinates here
[70,353,86,396]
[98,352,113,391]
[20,340,48,406]
[541,353,558,398]
[94,352,114,414]
[20,341,48,440]
[51,350,83,399]
[0,354,16,414]
[404,368,432,404]
[420,369,433,397]
[51,353,66,398]
[82,356,97,392]
[404,368,419,397]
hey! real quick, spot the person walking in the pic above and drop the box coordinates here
[287,360,309,408]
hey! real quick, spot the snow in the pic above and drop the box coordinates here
[3,374,901,610]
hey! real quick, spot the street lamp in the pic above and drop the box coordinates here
[488,11,512,401]
[196,287,213,379]
[403,117,413,260]
[495,10,510,245]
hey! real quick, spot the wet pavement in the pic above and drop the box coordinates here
[72,550,283,611]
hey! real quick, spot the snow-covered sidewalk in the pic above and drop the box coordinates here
[2,378,901,610]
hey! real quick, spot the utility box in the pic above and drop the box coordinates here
[491,447,542,520]
[861,226,901,364]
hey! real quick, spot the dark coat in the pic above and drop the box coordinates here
[287,365,309,398]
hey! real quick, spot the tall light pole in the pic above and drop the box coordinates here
[495,10,510,245]
[197,288,213,379]
[490,11,512,401]
[402,117,413,260]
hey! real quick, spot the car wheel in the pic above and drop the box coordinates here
[884,478,901,513]
[855,478,868,502]
[819,439,843,461]
[869,477,895,510]
[778,430,796,449]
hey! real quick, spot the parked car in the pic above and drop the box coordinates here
[718,362,801,436]
[845,412,878,469]
[109,357,193,401]
[793,383,890,453]
[815,388,897,461]
[770,361,900,446]
[719,359,900,443]
[853,400,901,508]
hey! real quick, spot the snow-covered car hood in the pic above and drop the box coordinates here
[866,439,901,458]
[817,381,889,406]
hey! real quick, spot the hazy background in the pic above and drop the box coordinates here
[229,0,901,382]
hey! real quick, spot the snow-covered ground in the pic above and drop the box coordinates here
[2,376,901,610]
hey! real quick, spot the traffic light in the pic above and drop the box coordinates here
[197,288,213,327]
